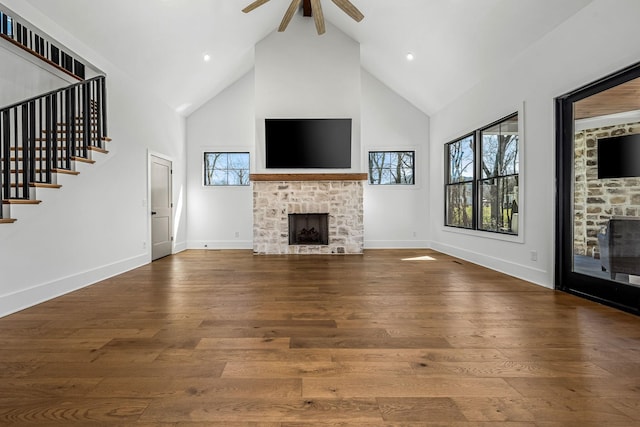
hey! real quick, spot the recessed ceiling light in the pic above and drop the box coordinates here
[406,52,415,61]
[203,54,211,62]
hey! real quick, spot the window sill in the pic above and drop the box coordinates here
[442,225,524,244]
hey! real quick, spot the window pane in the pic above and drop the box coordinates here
[481,115,519,178]
[212,169,228,186]
[448,136,474,183]
[479,176,519,234]
[368,151,415,185]
[227,153,249,169]
[446,183,473,228]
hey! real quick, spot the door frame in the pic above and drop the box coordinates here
[555,61,640,315]
[148,151,174,261]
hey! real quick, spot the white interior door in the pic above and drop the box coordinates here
[150,155,172,260]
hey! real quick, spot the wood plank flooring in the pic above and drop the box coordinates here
[1,249,639,426]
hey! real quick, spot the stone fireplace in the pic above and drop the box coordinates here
[251,173,366,254]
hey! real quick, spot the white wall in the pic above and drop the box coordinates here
[0,41,74,106]
[186,71,255,249]
[0,0,187,317]
[429,0,640,288]
[361,70,430,248]
[254,20,361,173]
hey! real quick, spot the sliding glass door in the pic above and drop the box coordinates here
[556,62,640,314]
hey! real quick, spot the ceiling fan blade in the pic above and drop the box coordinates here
[279,0,302,32]
[311,0,326,35]
[330,0,364,22]
[242,0,271,13]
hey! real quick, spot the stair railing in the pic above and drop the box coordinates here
[0,75,107,217]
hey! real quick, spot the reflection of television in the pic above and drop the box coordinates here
[597,134,640,179]
[265,118,352,168]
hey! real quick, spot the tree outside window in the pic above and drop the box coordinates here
[204,152,250,186]
[368,151,415,185]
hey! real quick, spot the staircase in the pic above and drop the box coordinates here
[0,76,110,223]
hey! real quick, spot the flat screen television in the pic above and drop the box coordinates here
[597,134,640,179]
[265,118,352,168]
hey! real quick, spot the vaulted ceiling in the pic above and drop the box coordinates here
[23,0,594,116]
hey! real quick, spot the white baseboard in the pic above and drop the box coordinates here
[188,240,431,251]
[0,254,148,318]
[364,240,431,249]
[187,240,254,250]
[173,241,188,254]
[430,241,552,289]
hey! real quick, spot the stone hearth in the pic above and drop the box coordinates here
[252,174,366,255]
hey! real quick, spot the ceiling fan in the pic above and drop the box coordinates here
[242,0,364,35]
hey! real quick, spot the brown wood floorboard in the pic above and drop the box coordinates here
[0,249,639,425]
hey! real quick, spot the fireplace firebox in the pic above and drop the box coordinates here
[288,213,329,245]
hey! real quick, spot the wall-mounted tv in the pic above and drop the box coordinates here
[597,134,640,179]
[265,118,352,168]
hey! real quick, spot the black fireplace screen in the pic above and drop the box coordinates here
[288,213,329,245]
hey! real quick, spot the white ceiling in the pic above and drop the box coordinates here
[23,0,594,116]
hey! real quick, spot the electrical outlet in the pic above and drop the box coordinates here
[142,241,146,249]
[235,231,240,238]
[204,244,208,248]
[530,250,538,261]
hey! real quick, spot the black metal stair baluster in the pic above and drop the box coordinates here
[99,76,107,147]
[53,92,59,171]
[70,86,76,167]
[12,109,18,199]
[21,104,29,199]
[64,87,71,170]
[81,82,89,158]
[28,100,36,187]
[1,110,8,212]
[0,110,3,216]
[37,97,43,183]
[45,94,52,184]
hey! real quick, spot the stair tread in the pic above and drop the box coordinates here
[31,183,62,189]
[89,146,109,154]
[71,156,96,164]
[2,199,42,205]
[9,182,63,189]
[51,169,80,176]
[0,218,17,224]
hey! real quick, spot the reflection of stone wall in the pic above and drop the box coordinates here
[574,123,640,257]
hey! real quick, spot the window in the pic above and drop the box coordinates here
[204,152,250,186]
[1,11,13,37]
[368,151,415,185]
[445,113,519,234]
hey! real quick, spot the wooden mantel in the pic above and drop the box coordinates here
[250,173,368,182]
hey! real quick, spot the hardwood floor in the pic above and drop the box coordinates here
[1,249,639,426]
